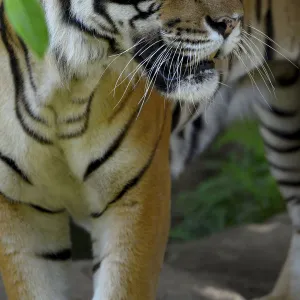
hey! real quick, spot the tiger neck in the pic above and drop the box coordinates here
[33,55,140,122]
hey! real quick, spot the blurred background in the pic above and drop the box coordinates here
[171,120,284,241]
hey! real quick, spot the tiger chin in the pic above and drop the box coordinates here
[132,26,242,103]
[0,1,244,300]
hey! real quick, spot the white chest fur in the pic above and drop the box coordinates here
[0,67,139,223]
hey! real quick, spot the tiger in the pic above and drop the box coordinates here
[170,0,300,299]
[0,0,246,299]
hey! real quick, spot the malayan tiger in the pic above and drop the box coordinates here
[170,1,300,300]
[0,0,245,299]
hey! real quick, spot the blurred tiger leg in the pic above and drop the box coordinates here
[0,196,71,300]
[253,232,299,300]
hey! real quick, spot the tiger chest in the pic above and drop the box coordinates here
[0,92,128,221]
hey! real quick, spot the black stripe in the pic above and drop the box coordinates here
[0,188,66,214]
[15,105,53,144]
[171,103,181,131]
[62,111,89,124]
[275,68,300,87]
[13,38,45,124]
[0,5,52,145]
[185,115,203,165]
[58,93,94,139]
[91,212,102,218]
[59,0,118,51]
[18,37,37,92]
[0,152,32,184]
[39,249,72,261]
[268,160,300,173]
[30,204,65,214]
[256,0,262,21]
[92,262,101,273]
[178,129,185,139]
[18,90,48,124]
[264,140,300,153]
[256,100,298,117]
[84,108,138,180]
[165,18,181,28]
[286,196,300,204]
[265,0,274,60]
[219,72,223,84]
[228,54,234,71]
[269,106,298,117]
[93,2,118,33]
[91,108,167,218]
[260,121,300,141]
[129,3,161,28]
[277,179,300,187]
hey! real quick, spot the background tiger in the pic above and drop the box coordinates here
[0,0,246,300]
[170,0,300,299]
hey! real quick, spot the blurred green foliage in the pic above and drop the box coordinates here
[4,0,49,58]
[171,120,285,241]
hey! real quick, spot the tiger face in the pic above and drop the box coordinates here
[46,0,243,103]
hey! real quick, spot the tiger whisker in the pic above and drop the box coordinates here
[138,44,173,112]
[234,48,270,108]
[110,41,152,98]
[112,38,165,97]
[241,35,276,97]
[99,38,147,82]
[218,82,232,88]
[116,36,170,110]
[108,38,145,58]
[129,36,173,93]
[239,41,276,98]
[113,42,167,111]
[242,30,276,82]
[140,46,168,105]
[167,42,182,93]
[139,42,175,114]
[247,24,297,61]
[244,29,298,69]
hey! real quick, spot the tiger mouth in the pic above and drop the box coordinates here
[133,39,216,92]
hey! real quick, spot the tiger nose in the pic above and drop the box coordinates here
[206,16,240,38]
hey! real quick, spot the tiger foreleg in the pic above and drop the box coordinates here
[90,178,171,299]
[90,120,171,300]
[0,196,71,300]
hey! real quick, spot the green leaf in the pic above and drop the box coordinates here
[4,0,49,58]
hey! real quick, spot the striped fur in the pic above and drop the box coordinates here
[0,0,244,299]
[170,1,300,299]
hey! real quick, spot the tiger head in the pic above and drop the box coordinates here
[45,0,243,103]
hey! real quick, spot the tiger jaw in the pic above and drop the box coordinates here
[133,38,220,102]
